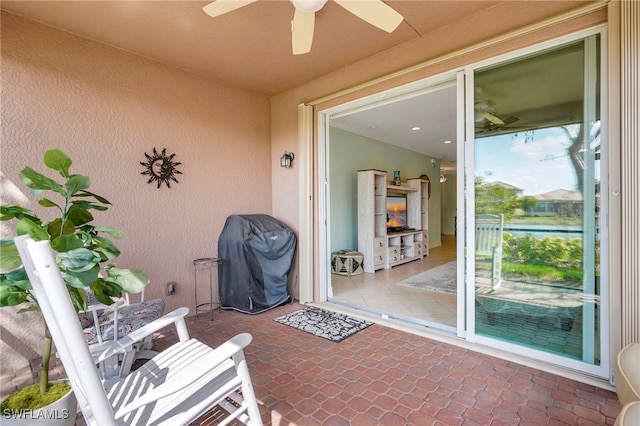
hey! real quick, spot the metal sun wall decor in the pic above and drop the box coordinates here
[140,148,182,188]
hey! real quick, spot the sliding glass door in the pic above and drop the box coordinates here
[312,26,608,377]
[468,33,606,372]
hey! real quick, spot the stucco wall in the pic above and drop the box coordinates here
[1,13,271,379]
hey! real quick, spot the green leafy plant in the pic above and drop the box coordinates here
[0,149,148,409]
[474,176,521,221]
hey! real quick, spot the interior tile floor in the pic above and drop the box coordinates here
[330,235,594,361]
[330,235,458,327]
[181,303,621,425]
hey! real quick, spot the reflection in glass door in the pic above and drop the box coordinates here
[470,35,604,367]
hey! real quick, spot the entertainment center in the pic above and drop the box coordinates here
[357,169,429,273]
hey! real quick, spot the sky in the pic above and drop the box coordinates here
[475,126,582,196]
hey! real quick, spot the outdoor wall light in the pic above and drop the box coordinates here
[281,152,295,168]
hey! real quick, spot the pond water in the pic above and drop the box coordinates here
[504,224,583,239]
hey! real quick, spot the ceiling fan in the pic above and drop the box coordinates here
[474,100,535,134]
[202,0,404,55]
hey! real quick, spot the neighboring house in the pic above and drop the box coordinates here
[530,189,584,216]
[485,181,524,197]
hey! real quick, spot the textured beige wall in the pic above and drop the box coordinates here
[1,13,271,380]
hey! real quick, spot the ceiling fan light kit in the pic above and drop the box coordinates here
[203,0,404,55]
[291,0,328,13]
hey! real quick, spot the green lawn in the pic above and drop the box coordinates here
[476,259,583,287]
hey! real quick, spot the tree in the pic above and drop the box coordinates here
[475,177,520,220]
[520,196,538,215]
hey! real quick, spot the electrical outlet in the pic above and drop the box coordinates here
[166,281,176,296]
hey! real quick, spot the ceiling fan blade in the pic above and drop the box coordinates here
[501,116,520,126]
[202,0,258,18]
[292,9,315,55]
[483,112,505,126]
[334,0,403,33]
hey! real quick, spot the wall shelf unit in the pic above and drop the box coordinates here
[357,170,429,273]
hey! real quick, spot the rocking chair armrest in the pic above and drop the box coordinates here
[81,300,125,345]
[93,307,190,363]
[113,333,253,419]
[81,300,125,314]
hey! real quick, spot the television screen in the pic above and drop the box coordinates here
[386,196,407,229]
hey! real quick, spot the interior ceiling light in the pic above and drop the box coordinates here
[411,127,421,131]
[444,140,452,144]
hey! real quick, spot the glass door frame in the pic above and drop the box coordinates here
[462,25,609,378]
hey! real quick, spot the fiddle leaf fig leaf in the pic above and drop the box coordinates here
[71,200,108,211]
[38,198,60,209]
[0,285,28,307]
[65,174,91,195]
[0,205,39,222]
[44,149,72,177]
[50,233,84,251]
[16,218,49,241]
[91,282,120,304]
[17,305,40,314]
[62,263,99,288]
[0,267,30,290]
[81,191,111,206]
[105,268,149,294]
[94,226,124,239]
[0,242,21,270]
[48,218,76,237]
[66,205,93,227]
[92,235,121,260]
[67,285,86,312]
[19,167,65,195]
[56,248,96,269]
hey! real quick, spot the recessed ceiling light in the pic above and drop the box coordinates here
[369,125,378,129]
[444,140,452,144]
[411,126,421,131]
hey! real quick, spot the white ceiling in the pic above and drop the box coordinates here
[331,85,458,171]
[1,1,594,173]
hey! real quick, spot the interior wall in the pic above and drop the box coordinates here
[441,174,457,236]
[329,127,441,252]
[1,12,271,381]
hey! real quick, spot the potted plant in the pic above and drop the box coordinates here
[0,149,148,424]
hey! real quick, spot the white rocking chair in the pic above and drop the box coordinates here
[78,289,167,379]
[15,235,263,426]
[475,214,504,290]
